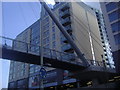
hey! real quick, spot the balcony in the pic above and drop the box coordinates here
[62,44,74,52]
[61,4,70,11]
[61,17,71,26]
[61,36,67,43]
[64,25,72,33]
[60,10,70,19]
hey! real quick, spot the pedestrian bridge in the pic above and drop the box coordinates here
[0,36,116,76]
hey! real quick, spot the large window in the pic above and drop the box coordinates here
[111,21,120,32]
[114,33,120,45]
[108,11,119,22]
[106,2,118,12]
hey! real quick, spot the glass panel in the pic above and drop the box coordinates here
[111,21,120,32]
[108,11,119,22]
[106,2,117,12]
[114,33,120,45]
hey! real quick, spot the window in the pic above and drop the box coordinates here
[43,37,49,45]
[44,17,49,23]
[13,74,15,79]
[111,21,120,32]
[35,66,40,72]
[106,2,118,12]
[21,70,24,76]
[9,75,13,80]
[43,23,49,31]
[44,44,49,49]
[52,26,55,33]
[52,20,55,25]
[52,34,55,40]
[30,67,34,74]
[29,76,39,88]
[108,11,119,22]
[52,41,56,49]
[9,69,13,74]
[43,30,49,37]
[114,33,120,45]
[21,64,25,70]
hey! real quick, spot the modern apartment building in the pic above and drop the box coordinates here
[100,2,120,73]
[8,1,115,89]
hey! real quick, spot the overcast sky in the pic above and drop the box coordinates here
[1,1,100,89]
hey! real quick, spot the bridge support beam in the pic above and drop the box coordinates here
[40,0,89,67]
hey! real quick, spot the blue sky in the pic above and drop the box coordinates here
[1,1,100,88]
[1,2,41,89]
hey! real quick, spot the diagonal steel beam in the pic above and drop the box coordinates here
[39,0,89,67]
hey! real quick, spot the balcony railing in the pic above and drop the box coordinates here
[64,25,72,33]
[61,4,70,11]
[61,17,71,26]
[61,36,67,42]
[60,10,70,19]
[62,44,73,52]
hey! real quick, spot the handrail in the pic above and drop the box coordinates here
[0,36,114,68]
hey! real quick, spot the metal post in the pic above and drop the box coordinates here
[39,0,89,67]
[40,3,44,90]
[12,40,14,50]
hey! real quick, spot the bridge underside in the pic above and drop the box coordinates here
[0,47,86,71]
[71,66,116,81]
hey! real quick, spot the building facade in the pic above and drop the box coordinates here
[100,2,120,73]
[8,1,115,89]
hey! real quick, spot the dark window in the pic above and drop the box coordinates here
[114,33,120,45]
[111,21,120,32]
[9,82,16,88]
[52,41,56,49]
[106,2,118,12]
[52,20,55,25]
[52,26,55,32]
[52,34,55,40]
[108,11,119,22]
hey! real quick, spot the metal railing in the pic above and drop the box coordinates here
[0,36,82,65]
[0,36,114,68]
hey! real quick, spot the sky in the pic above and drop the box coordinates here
[1,0,100,89]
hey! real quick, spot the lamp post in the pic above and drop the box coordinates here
[40,2,44,90]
